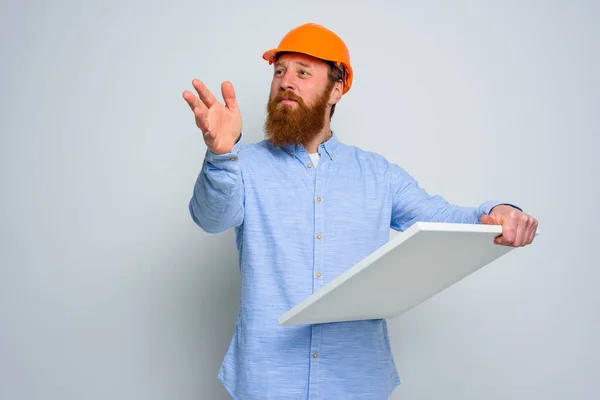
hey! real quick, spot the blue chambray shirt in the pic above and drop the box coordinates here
[189,131,506,400]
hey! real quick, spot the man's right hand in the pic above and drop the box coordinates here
[183,79,242,155]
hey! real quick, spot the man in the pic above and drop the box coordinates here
[182,23,538,400]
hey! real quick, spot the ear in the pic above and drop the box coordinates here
[328,80,343,106]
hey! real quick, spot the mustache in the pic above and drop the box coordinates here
[273,90,304,103]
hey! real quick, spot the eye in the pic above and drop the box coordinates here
[274,69,285,76]
[299,70,311,77]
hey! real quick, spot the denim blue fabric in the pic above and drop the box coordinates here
[189,132,509,400]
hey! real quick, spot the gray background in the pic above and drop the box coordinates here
[1,0,598,399]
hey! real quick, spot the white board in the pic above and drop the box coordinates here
[278,222,537,326]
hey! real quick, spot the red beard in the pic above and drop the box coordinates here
[264,81,333,147]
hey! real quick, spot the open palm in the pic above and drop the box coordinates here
[183,79,242,155]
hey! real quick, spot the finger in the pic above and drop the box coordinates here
[480,215,498,225]
[496,213,518,246]
[182,90,207,114]
[522,215,538,246]
[525,229,535,245]
[512,213,532,247]
[513,219,528,247]
[192,79,218,108]
[525,218,538,245]
[221,81,237,110]
[182,90,197,110]
[519,217,534,246]
[480,214,502,245]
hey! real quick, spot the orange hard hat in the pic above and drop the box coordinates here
[262,23,353,95]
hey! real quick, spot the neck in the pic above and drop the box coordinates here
[304,121,332,153]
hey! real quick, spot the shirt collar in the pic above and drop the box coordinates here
[281,131,341,161]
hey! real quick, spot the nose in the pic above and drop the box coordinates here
[279,70,296,92]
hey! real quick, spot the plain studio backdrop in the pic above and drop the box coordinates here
[1,0,598,399]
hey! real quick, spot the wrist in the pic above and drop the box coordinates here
[219,133,242,154]
[206,132,243,158]
[490,204,518,216]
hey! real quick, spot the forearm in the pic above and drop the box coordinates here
[389,163,519,231]
[189,138,244,233]
[392,195,504,230]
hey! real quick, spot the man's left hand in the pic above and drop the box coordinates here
[480,205,538,247]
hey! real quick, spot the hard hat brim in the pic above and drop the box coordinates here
[262,48,279,64]
[263,47,338,65]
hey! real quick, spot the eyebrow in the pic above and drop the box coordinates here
[274,60,313,69]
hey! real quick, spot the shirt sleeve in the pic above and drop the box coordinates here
[188,133,244,233]
[388,163,520,231]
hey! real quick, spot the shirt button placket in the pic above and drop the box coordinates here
[308,153,325,399]
[314,200,324,290]
[308,323,322,399]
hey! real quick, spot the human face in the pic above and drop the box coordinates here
[264,53,341,147]
[269,52,336,109]
[265,55,334,146]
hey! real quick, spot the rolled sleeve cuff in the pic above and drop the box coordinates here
[479,200,523,217]
[204,133,243,169]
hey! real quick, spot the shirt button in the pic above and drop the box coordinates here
[317,234,322,240]
[230,157,237,161]
[289,151,294,155]
[313,353,318,358]
[307,163,313,168]
[316,197,321,202]
[316,272,322,278]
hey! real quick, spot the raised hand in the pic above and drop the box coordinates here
[183,79,242,155]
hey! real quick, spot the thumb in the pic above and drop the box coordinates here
[480,214,499,225]
[221,81,237,110]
